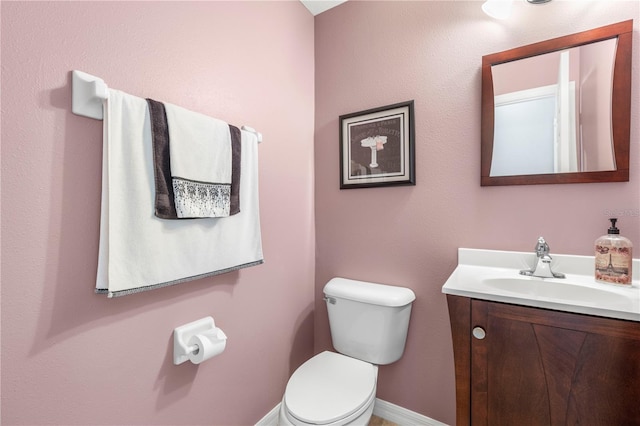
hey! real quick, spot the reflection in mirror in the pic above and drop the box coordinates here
[481,20,632,186]
[491,39,616,177]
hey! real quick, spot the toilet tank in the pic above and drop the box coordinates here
[323,277,416,365]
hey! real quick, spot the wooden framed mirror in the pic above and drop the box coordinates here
[481,20,633,186]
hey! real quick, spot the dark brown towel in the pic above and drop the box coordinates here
[228,124,241,215]
[147,99,176,218]
[146,98,241,218]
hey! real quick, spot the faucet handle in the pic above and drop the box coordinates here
[535,237,550,257]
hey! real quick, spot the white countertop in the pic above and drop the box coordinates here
[442,248,640,322]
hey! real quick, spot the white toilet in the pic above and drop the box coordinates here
[279,277,416,426]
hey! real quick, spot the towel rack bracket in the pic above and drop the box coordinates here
[72,70,108,120]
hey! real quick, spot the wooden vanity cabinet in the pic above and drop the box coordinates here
[447,295,640,426]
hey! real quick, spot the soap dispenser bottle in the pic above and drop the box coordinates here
[595,218,633,285]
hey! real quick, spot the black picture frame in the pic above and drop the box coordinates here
[339,100,415,189]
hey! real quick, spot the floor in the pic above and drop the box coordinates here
[369,415,399,426]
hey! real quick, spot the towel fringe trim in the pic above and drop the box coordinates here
[95,259,264,298]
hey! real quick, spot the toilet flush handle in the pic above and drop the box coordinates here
[323,296,336,305]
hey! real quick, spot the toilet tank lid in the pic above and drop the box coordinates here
[324,278,416,307]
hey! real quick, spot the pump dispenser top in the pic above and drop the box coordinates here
[595,218,633,285]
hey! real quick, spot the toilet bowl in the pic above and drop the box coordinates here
[279,351,378,426]
[278,278,416,426]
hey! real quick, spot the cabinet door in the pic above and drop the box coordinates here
[471,300,640,426]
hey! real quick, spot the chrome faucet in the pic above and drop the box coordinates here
[520,237,565,279]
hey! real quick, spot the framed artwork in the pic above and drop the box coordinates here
[339,100,415,189]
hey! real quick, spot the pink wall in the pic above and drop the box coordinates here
[3,1,639,425]
[1,2,315,425]
[314,2,639,424]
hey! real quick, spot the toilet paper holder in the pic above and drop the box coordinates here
[173,316,225,365]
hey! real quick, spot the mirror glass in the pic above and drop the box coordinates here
[481,20,632,186]
[491,39,616,177]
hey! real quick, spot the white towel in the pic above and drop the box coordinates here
[96,89,263,297]
[164,102,233,218]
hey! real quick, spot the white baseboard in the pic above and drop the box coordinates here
[255,403,280,426]
[255,398,448,426]
[372,398,448,425]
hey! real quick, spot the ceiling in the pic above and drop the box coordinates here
[300,0,347,16]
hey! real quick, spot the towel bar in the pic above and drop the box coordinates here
[71,70,263,143]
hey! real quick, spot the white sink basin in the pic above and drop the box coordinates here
[483,277,634,308]
[442,248,640,321]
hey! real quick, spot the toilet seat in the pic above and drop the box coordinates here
[284,351,377,425]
